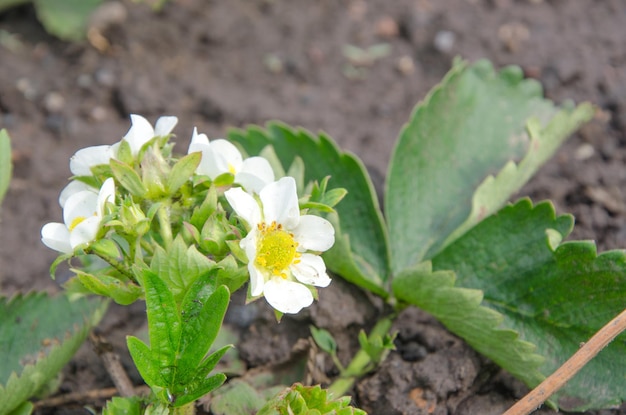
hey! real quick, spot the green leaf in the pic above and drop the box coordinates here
[0,129,12,207]
[177,285,230,384]
[73,270,142,305]
[210,379,274,415]
[310,326,337,355]
[0,293,106,414]
[103,396,143,415]
[33,0,102,41]
[228,123,390,296]
[110,158,147,197]
[126,336,164,387]
[172,373,227,407]
[7,401,33,415]
[138,269,182,386]
[258,384,366,415]
[393,261,546,392]
[386,58,594,274]
[150,236,216,304]
[430,199,626,411]
[167,152,201,194]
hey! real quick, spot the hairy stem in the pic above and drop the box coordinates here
[502,307,626,415]
[86,247,137,283]
[157,204,173,249]
[327,316,393,398]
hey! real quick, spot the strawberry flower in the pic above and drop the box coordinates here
[41,178,115,254]
[224,176,334,314]
[188,128,274,193]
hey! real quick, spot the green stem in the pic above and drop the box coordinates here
[327,316,394,398]
[86,247,137,284]
[157,203,173,249]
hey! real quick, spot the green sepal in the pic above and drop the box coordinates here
[167,152,201,195]
[110,158,147,197]
[116,139,134,165]
[89,238,121,260]
[190,186,218,230]
[49,252,74,279]
[213,172,235,187]
[215,255,249,293]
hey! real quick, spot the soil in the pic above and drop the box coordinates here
[1,0,626,414]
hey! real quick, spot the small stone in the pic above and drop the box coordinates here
[95,68,116,87]
[16,78,37,100]
[498,22,530,53]
[90,106,108,122]
[574,143,595,161]
[396,55,415,75]
[43,91,65,113]
[376,16,399,38]
[433,30,455,53]
[77,74,93,89]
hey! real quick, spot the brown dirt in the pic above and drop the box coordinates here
[1,0,626,414]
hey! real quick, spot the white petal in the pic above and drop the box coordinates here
[188,141,217,177]
[259,177,300,228]
[69,216,100,248]
[211,139,243,172]
[63,191,98,227]
[97,178,116,217]
[224,187,261,226]
[59,180,95,207]
[41,222,72,253]
[237,157,275,193]
[69,145,113,176]
[264,277,313,314]
[291,253,331,287]
[154,116,178,136]
[124,114,155,155]
[248,264,265,297]
[190,127,210,146]
[292,215,335,252]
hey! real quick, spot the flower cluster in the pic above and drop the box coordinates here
[41,114,338,314]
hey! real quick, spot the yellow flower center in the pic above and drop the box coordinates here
[228,163,237,175]
[69,216,86,231]
[255,221,300,278]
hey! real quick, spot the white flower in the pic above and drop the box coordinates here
[61,115,177,203]
[67,114,178,178]
[42,178,116,254]
[224,176,335,314]
[188,128,274,193]
[117,114,178,157]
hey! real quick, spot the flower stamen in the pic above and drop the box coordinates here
[255,221,298,278]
